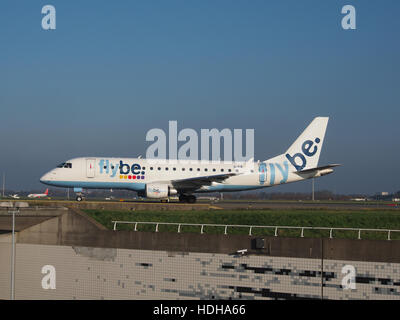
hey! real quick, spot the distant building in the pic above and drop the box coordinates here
[375,192,394,201]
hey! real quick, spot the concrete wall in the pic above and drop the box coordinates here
[15,209,400,263]
[0,207,67,232]
[0,208,399,300]
[7,200,216,211]
[0,243,399,300]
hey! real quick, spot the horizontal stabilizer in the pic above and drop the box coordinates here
[298,164,341,174]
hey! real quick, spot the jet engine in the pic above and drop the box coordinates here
[145,184,168,198]
[142,184,178,199]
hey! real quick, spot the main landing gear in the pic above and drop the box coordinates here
[179,194,197,203]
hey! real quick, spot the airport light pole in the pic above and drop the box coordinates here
[10,205,17,300]
[312,178,315,201]
[2,172,5,198]
[0,201,28,300]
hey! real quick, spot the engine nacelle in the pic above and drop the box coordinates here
[145,184,169,199]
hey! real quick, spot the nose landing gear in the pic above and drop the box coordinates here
[73,188,85,202]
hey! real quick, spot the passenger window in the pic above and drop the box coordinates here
[165,167,169,170]
[228,169,231,172]
[221,169,224,172]
[197,168,200,171]
[189,168,193,171]
[173,168,176,171]
[205,168,208,172]
[158,167,161,170]
[212,168,216,172]
[182,168,185,171]
[150,167,153,170]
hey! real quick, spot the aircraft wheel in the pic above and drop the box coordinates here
[179,195,196,203]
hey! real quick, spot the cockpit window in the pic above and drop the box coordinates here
[57,162,72,168]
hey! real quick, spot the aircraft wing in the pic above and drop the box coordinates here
[171,173,237,191]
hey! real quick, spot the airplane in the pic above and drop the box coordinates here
[8,194,20,199]
[40,117,340,203]
[28,188,49,198]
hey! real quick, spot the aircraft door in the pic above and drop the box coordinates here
[86,158,96,178]
[259,162,267,185]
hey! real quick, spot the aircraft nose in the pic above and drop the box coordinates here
[40,172,52,183]
[40,173,47,183]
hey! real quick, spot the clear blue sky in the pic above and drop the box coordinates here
[0,1,399,194]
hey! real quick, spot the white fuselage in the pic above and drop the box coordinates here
[40,157,308,193]
[27,193,47,198]
[40,117,334,198]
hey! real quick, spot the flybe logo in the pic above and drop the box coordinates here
[98,160,146,180]
[149,187,160,194]
[285,138,320,171]
[259,161,289,186]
